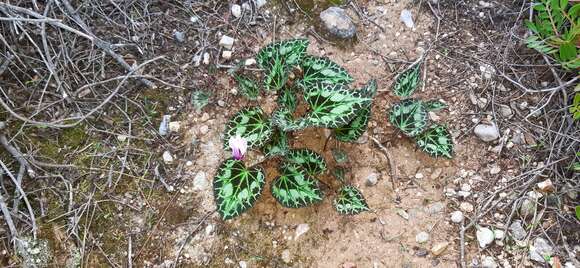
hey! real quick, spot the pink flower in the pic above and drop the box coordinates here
[229,135,247,160]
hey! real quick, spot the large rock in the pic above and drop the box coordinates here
[319,7,357,39]
[529,237,554,263]
[474,123,500,142]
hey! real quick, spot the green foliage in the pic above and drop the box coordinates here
[298,55,354,88]
[301,82,374,128]
[576,206,580,220]
[213,159,265,220]
[333,185,369,215]
[415,125,454,158]
[223,107,273,149]
[425,100,447,111]
[271,163,323,208]
[278,86,298,112]
[271,108,310,131]
[331,148,348,164]
[286,148,327,176]
[191,90,210,111]
[257,39,309,91]
[332,168,347,183]
[389,99,428,137]
[569,92,580,120]
[261,128,289,157]
[235,75,260,100]
[333,80,377,142]
[393,64,421,97]
[525,0,580,70]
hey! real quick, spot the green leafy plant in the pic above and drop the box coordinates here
[215,39,375,220]
[525,0,580,70]
[575,205,580,220]
[569,92,580,120]
[389,60,455,157]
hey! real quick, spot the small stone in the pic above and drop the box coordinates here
[193,172,209,191]
[366,173,379,186]
[190,16,199,23]
[400,9,414,29]
[416,232,430,243]
[494,230,505,240]
[200,113,210,121]
[219,35,235,50]
[509,221,526,241]
[254,0,267,9]
[222,50,233,60]
[245,58,256,66]
[117,135,128,142]
[519,198,535,218]
[481,256,498,268]
[498,105,513,118]
[396,209,409,220]
[490,165,501,175]
[430,168,443,179]
[461,183,471,192]
[450,211,464,223]
[202,52,210,65]
[460,202,474,212]
[186,161,193,166]
[476,227,494,248]
[218,100,226,107]
[295,223,310,240]
[431,242,449,256]
[174,31,185,42]
[415,173,424,179]
[319,7,357,39]
[415,248,428,257]
[474,123,500,142]
[199,125,209,135]
[537,179,556,193]
[426,202,445,215]
[231,4,242,18]
[342,262,357,268]
[169,121,181,132]
[281,249,291,263]
[479,64,496,79]
[162,151,174,164]
[159,115,171,136]
[429,111,441,121]
[529,237,554,263]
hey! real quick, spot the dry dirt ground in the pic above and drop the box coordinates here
[1,0,577,267]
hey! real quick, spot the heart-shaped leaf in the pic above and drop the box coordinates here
[257,39,309,91]
[261,128,289,157]
[425,100,447,111]
[333,80,377,142]
[278,86,298,113]
[389,99,428,137]
[271,163,323,208]
[235,74,260,100]
[286,148,327,176]
[271,108,310,131]
[301,82,373,128]
[213,159,265,220]
[415,125,454,158]
[393,63,421,97]
[223,107,273,149]
[333,185,369,215]
[298,55,353,88]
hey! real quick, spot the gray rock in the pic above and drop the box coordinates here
[219,35,235,50]
[450,211,464,223]
[294,223,310,240]
[519,198,536,218]
[476,227,494,248]
[474,123,500,142]
[366,173,379,186]
[481,256,498,268]
[319,7,357,39]
[415,232,430,243]
[193,172,209,191]
[498,105,513,118]
[509,221,526,241]
[426,202,445,215]
[159,115,171,136]
[254,0,267,9]
[231,4,242,18]
[281,249,291,263]
[529,237,553,263]
[174,31,185,42]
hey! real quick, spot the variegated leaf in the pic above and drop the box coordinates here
[213,159,265,220]
[235,74,260,100]
[393,64,421,97]
[271,108,310,131]
[415,125,454,158]
[286,148,327,176]
[333,185,369,215]
[278,87,298,113]
[261,128,289,157]
[389,99,428,137]
[271,163,323,208]
[257,39,309,91]
[425,100,447,111]
[333,80,377,142]
[301,82,373,128]
[223,107,273,149]
[298,55,353,88]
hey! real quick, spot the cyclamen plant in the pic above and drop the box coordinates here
[213,39,453,220]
